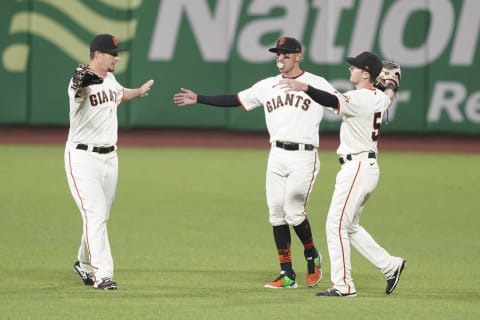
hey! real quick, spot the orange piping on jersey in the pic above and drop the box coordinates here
[68,151,93,267]
[337,161,361,294]
[236,93,248,112]
[303,151,318,215]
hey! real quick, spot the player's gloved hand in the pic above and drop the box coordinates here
[71,64,104,90]
[374,61,401,92]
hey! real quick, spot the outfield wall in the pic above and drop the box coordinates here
[1,0,479,134]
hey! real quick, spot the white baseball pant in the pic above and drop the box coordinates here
[266,145,319,226]
[64,142,118,281]
[325,153,402,293]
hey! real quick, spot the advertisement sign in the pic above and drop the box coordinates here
[1,0,479,133]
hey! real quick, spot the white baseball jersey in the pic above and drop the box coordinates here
[333,88,390,156]
[67,73,124,146]
[65,72,124,282]
[237,72,335,147]
[325,87,403,294]
[237,71,335,227]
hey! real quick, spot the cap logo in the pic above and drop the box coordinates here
[278,37,286,45]
[112,37,119,47]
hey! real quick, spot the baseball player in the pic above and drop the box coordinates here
[65,34,154,290]
[279,51,405,297]
[173,37,336,289]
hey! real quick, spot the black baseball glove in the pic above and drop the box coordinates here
[374,61,401,92]
[71,64,103,90]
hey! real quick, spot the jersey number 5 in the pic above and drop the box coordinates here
[371,112,382,141]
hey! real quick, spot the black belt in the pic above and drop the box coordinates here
[275,141,315,151]
[76,144,115,154]
[339,152,376,165]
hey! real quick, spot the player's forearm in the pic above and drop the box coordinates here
[122,87,143,101]
[122,80,154,101]
[305,85,339,109]
[197,94,240,107]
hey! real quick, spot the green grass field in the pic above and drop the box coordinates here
[1,145,479,320]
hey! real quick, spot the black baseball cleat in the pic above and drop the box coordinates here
[316,288,357,297]
[386,259,406,294]
[94,278,118,290]
[73,261,94,286]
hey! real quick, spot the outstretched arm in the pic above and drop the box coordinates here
[173,88,240,107]
[173,88,198,106]
[278,79,339,109]
[123,79,154,101]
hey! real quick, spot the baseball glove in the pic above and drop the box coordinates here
[374,61,401,91]
[71,64,103,90]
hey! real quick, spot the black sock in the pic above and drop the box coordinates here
[272,225,294,276]
[293,218,317,258]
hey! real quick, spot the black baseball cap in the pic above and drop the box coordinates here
[345,51,382,79]
[269,37,302,54]
[90,34,126,55]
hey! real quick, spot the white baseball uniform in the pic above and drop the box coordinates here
[237,71,335,226]
[325,88,403,294]
[64,72,124,282]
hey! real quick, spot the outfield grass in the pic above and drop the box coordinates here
[0,145,479,320]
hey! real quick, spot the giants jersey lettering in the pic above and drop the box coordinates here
[334,88,391,156]
[265,92,312,112]
[237,72,335,147]
[89,89,119,106]
[67,73,124,146]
